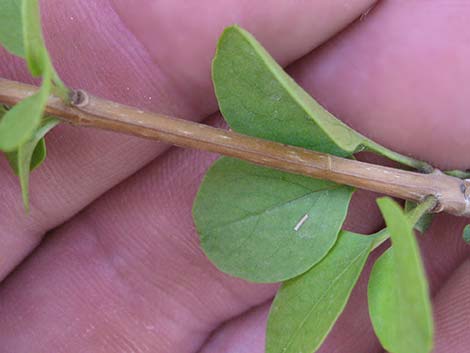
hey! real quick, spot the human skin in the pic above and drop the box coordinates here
[0,0,469,352]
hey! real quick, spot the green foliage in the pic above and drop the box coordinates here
[0,70,51,151]
[0,1,25,57]
[0,0,65,208]
[368,198,433,353]
[212,26,431,171]
[192,25,443,353]
[193,157,353,282]
[213,26,353,157]
[266,231,373,353]
[194,25,376,284]
[0,12,460,353]
[5,117,59,210]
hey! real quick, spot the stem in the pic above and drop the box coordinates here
[371,196,438,250]
[0,78,469,217]
[445,169,470,179]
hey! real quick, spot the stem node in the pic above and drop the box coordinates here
[69,89,89,108]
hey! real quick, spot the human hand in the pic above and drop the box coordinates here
[0,1,468,352]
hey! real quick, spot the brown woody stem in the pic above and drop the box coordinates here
[1,78,469,217]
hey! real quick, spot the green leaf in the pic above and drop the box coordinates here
[5,138,45,174]
[0,1,65,211]
[193,157,353,283]
[404,200,434,233]
[368,198,433,353]
[29,136,47,171]
[213,25,431,171]
[5,117,59,210]
[0,69,51,152]
[6,117,57,173]
[463,225,470,244]
[266,231,373,353]
[0,1,25,57]
[22,0,51,76]
[29,137,47,171]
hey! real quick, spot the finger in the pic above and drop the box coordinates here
[0,0,376,280]
[199,303,270,353]
[433,259,470,353]
[289,0,470,169]
[110,0,378,96]
[0,137,276,353]
[418,215,468,294]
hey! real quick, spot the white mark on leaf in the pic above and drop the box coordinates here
[294,214,309,232]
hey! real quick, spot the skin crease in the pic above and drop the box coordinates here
[0,0,469,353]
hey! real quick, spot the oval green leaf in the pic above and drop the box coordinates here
[266,231,373,353]
[368,198,433,353]
[0,70,51,152]
[0,1,25,57]
[193,157,353,283]
[212,26,431,171]
[5,117,59,210]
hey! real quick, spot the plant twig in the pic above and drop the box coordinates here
[1,78,469,217]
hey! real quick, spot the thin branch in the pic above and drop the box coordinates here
[1,78,469,217]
